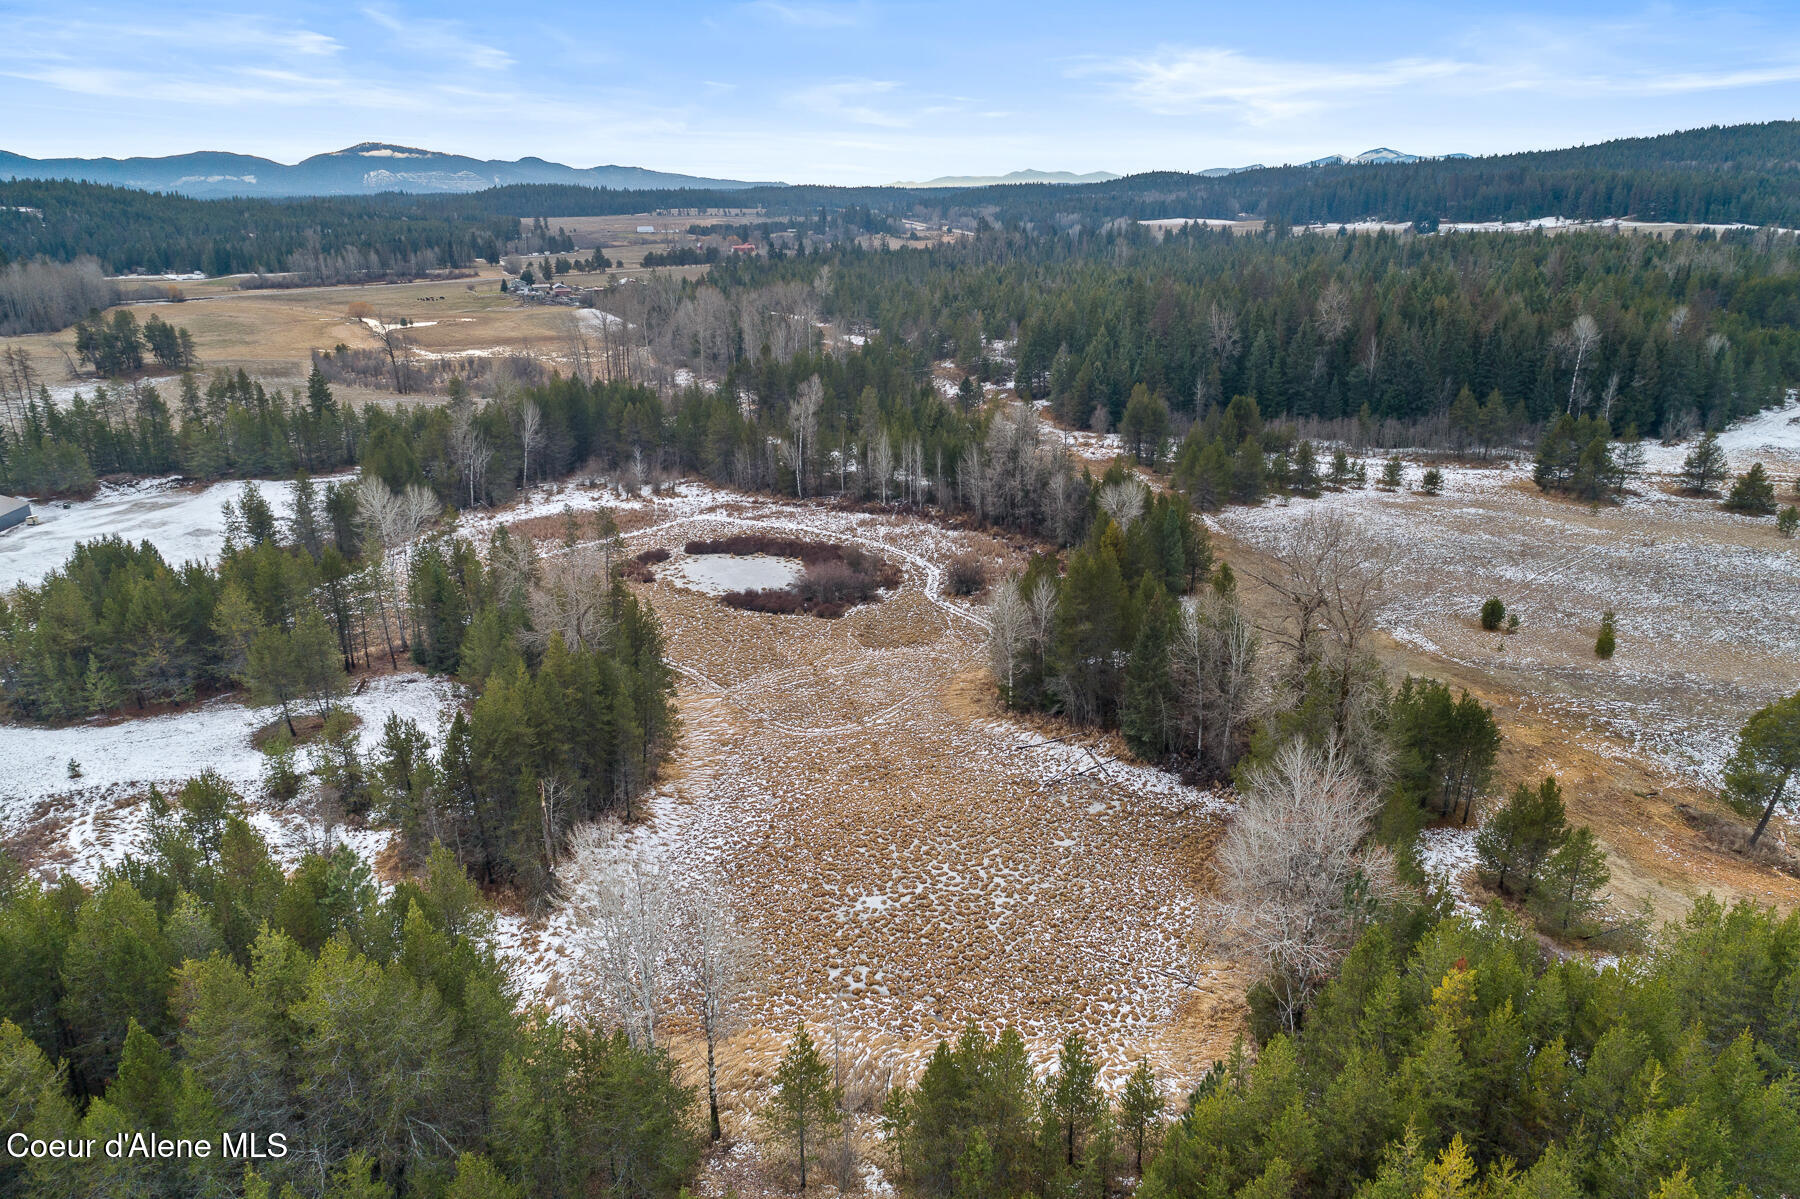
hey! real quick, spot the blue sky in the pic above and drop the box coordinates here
[3,1,1799,184]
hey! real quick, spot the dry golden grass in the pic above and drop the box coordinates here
[503,494,1234,1107]
[0,264,630,406]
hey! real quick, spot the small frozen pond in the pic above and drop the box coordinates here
[664,553,803,595]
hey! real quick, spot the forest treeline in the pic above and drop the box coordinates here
[0,181,516,278]
[0,797,701,1199]
[701,220,1800,441]
[870,897,1800,1199]
[8,121,1800,281]
[0,420,675,895]
[0,367,361,497]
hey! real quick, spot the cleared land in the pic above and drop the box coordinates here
[1211,399,1800,920]
[479,484,1245,1123]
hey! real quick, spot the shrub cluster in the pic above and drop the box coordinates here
[623,545,671,582]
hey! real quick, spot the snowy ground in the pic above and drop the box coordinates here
[1417,826,1482,916]
[0,474,354,591]
[0,672,460,882]
[1213,398,1800,788]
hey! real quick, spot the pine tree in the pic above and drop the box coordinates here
[1595,611,1617,659]
[1118,1059,1163,1175]
[1120,588,1178,760]
[1048,1034,1102,1169]
[1679,430,1728,493]
[768,1023,841,1191]
[1475,777,1569,897]
[1380,456,1404,490]
[1531,826,1611,934]
[1725,462,1777,514]
[1479,597,1505,631]
[1723,692,1800,846]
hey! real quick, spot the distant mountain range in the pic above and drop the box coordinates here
[888,169,1121,188]
[0,142,777,198]
[1204,149,1473,173]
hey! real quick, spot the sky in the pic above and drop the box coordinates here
[3,1,1799,185]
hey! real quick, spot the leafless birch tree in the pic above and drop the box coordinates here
[1207,738,1395,1033]
[986,577,1030,693]
[1172,590,1261,773]
[1562,313,1601,414]
[516,400,543,492]
[687,875,751,1142]
[788,374,823,499]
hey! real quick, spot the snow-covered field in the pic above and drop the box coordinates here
[0,672,460,881]
[0,474,354,590]
[1213,398,1800,787]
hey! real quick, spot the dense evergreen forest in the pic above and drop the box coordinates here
[7,121,1800,280]
[0,182,516,277]
[873,897,1800,1199]
[706,221,1800,440]
[0,809,701,1199]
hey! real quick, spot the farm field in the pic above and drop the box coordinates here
[0,239,709,410]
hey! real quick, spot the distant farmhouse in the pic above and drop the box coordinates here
[0,495,30,533]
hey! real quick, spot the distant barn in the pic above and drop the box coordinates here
[0,495,29,532]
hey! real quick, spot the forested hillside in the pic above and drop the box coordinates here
[0,182,516,277]
[703,220,1800,438]
[7,122,1800,278]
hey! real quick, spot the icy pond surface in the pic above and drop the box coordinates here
[664,552,803,595]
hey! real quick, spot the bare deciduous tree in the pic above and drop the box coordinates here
[688,875,751,1142]
[1026,576,1059,678]
[788,374,823,499]
[1098,477,1148,530]
[1314,283,1352,343]
[1248,509,1395,756]
[527,525,620,653]
[450,407,490,508]
[1207,738,1395,1033]
[566,833,673,1050]
[1208,301,1241,366]
[1561,313,1601,414]
[354,477,437,662]
[871,430,895,505]
[986,577,1030,693]
[516,400,543,492]
[1172,590,1262,773]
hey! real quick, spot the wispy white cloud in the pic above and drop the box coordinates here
[745,0,870,29]
[1075,47,1465,122]
[1080,22,1800,123]
[360,6,513,72]
[788,78,909,127]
